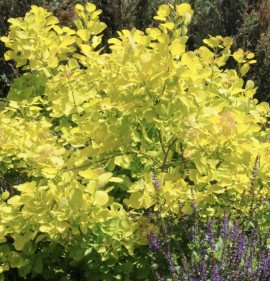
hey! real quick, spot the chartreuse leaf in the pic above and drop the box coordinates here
[176,3,193,16]
[86,3,96,12]
[98,172,113,185]
[79,169,99,179]
[170,41,185,56]
[14,234,29,251]
[94,191,109,206]
[157,5,171,17]
[77,29,90,41]
[1,191,9,200]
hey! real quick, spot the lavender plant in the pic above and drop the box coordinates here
[148,169,270,281]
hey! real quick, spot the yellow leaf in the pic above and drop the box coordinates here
[1,191,9,200]
[86,181,97,195]
[91,10,102,21]
[108,38,122,45]
[182,205,193,215]
[240,63,250,76]
[246,53,255,59]
[181,51,201,69]
[109,177,124,183]
[77,29,90,41]
[0,36,9,43]
[29,106,42,111]
[163,22,175,30]
[4,50,16,61]
[62,35,75,46]
[52,25,63,34]
[98,172,113,185]
[153,16,166,22]
[79,169,99,179]
[170,41,185,56]
[39,225,52,233]
[68,58,78,69]
[56,221,69,233]
[157,5,171,17]
[176,3,193,16]
[42,168,57,176]
[80,222,88,234]
[47,16,59,25]
[94,209,112,222]
[75,4,84,11]
[86,3,96,12]
[16,181,36,193]
[7,195,21,205]
[1,117,10,124]
[233,49,245,63]
[14,234,28,251]
[94,190,109,206]
[223,37,233,48]
[126,192,143,209]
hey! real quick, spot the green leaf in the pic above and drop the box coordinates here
[33,258,43,274]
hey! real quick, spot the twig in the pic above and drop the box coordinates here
[160,138,177,172]
[158,129,166,154]
[64,150,161,172]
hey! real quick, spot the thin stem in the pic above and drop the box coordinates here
[65,150,161,172]
[131,151,161,167]
[160,138,177,172]
[158,129,166,154]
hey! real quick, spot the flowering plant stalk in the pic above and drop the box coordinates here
[148,170,270,281]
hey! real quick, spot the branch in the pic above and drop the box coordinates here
[160,138,178,172]
[158,129,166,154]
[131,151,161,167]
[65,153,124,172]
[64,150,161,172]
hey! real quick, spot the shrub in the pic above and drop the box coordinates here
[0,2,269,280]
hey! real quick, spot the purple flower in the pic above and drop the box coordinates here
[221,211,229,241]
[149,230,160,252]
[231,220,239,241]
[236,233,247,261]
[152,166,160,190]
[206,220,214,247]
[211,256,222,281]
[250,156,259,195]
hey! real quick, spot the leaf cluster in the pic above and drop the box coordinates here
[0,2,269,280]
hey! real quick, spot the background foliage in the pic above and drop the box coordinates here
[0,0,269,101]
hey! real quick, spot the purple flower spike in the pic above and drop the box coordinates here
[206,220,214,247]
[236,233,247,261]
[149,230,160,253]
[221,211,229,241]
[152,166,160,190]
